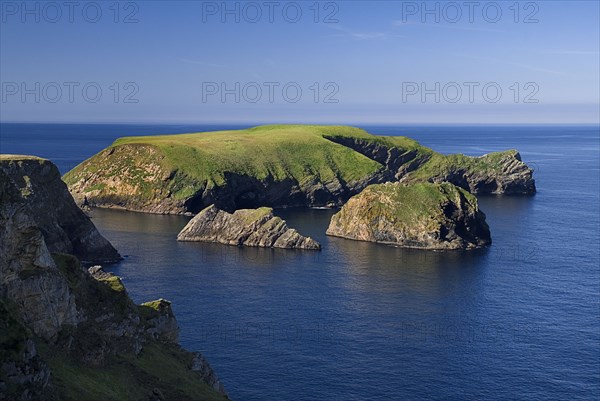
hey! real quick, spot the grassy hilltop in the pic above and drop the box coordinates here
[64,125,535,214]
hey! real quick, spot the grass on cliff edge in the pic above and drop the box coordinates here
[63,125,430,200]
[338,182,479,229]
[40,342,227,401]
[110,125,390,184]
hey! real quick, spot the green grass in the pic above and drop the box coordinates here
[112,125,384,183]
[97,276,126,293]
[63,125,393,201]
[405,149,520,181]
[348,182,477,229]
[44,254,227,400]
[40,343,227,401]
[63,124,525,207]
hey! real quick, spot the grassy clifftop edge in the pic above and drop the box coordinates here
[61,124,535,213]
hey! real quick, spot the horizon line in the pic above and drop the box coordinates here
[1,120,599,127]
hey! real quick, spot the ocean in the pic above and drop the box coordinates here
[1,123,598,400]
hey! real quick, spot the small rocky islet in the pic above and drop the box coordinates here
[326,182,491,250]
[177,205,321,250]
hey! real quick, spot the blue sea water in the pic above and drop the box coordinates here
[1,123,599,401]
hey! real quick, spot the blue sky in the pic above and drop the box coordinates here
[1,0,599,124]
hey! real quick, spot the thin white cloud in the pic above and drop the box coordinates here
[392,19,505,33]
[178,58,226,68]
[465,55,567,76]
[321,23,393,40]
[543,50,600,55]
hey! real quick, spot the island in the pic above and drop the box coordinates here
[0,155,228,401]
[63,125,536,215]
[326,182,492,250]
[177,205,321,250]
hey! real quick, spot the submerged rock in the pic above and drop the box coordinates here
[177,205,321,250]
[326,182,491,250]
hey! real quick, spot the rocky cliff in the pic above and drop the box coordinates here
[63,125,536,215]
[399,150,536,195]
[178,205,321,250]
[0,156,227,401]
[326,182,491,250]
[0,155,121,263]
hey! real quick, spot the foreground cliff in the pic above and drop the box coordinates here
[63,125,536,214]
[0,156,227,401]
[178,205,320,250]
[0,155,121,263]
[326,182,491,250]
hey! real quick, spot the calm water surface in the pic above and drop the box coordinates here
[1,123,598,400]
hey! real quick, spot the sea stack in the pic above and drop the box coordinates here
[326,182,491,250]
[177,205,321,250]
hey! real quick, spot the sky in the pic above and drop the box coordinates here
[1,0,599,124]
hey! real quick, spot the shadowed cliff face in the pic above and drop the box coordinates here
[0,168,79,341]
[63,125,536,215]
[0,156,228,401]
[0,156,121,263]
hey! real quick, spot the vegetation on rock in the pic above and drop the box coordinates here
[64,125,535,214]
[326,182,492,250]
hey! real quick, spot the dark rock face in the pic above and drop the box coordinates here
[187,172,383,213]
[0,156,121,263]
[326,182,491,250]
[323,135,430,180]
[190,352,227,395]
[402,150,536,195]
[178,205,321,250]
[0,156,227,401]
[0,167,80,340]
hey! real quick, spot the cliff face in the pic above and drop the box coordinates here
[326,182,491,250]
[400,150,536,195]
[0,166,79,341]
[0,156,227,401]
[0,155,121,263]
[63,125,536,215]
[178,205,321,250]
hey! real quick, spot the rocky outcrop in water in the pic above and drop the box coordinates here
[326,182,491,250]
[0,155,121,263]
[178,205,321,250]
[0,156,228,401]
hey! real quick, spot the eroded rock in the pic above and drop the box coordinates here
[178,205,321,250]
